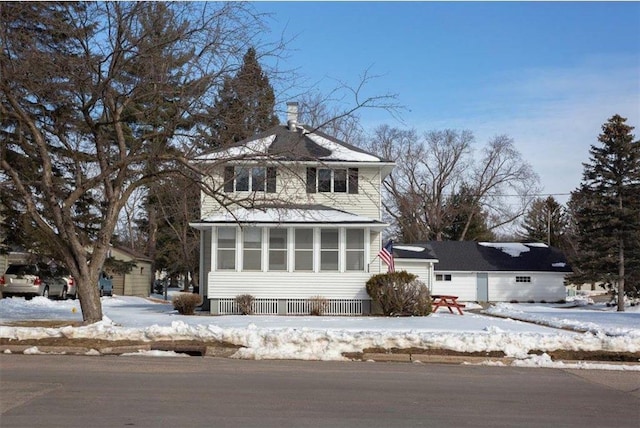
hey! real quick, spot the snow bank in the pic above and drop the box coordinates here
[1,296,639,366]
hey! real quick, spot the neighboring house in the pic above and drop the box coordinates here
[191,102,394,315]
[109,246,153,297]
[0,251,30,277]
[396,241,572,302]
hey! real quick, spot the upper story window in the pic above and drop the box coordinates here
[224,166,276,193]
[306,168,358,194]
[436,274,452,281]
[515,276,531,283]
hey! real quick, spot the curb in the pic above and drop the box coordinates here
[3,344,639,368]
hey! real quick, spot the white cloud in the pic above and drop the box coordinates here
[410,54,639,204]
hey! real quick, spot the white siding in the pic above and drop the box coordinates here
[394,260,435,290]
[200,164,383,220]
[208,271,371,299]
[432,272,477,301]
[369,231,383,275]
[430,270,567,302]
[488,272,566,302]
[204,225,383,300]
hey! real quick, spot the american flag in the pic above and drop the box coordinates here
[378,240,395,272]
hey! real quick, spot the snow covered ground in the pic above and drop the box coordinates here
[0,292,639,371]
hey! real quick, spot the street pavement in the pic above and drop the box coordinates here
[1,354,638,427]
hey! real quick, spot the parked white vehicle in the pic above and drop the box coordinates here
[0,263,67,299]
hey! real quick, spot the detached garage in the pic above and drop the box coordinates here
[109,247,153,297]
[395,241,572,303]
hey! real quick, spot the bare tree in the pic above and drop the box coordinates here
[367,126,539,242]
[1,2,400,323]
[0,2,268,322]
[297,92,366,146]
[461,135,539,240]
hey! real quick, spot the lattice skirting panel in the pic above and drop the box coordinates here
[216,298,366,315]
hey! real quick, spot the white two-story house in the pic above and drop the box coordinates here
[191,103,395,315]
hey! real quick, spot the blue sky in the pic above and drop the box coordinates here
[252,2,640,203]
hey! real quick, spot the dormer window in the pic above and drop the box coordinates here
[306,167,358,194]
[224,166,276,193]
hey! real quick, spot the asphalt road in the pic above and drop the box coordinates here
[1,354,638,428]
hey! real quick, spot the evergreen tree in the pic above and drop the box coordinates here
[208,47,278,147]
[520,196,568,247]
[443,186,495,241]
[141,47,278,288]
[569,115,640,309]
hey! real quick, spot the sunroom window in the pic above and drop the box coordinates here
[345,229,365,271]
[242,228,262,271]
[320,229,339,271]
[268,228,288,271]
[294,229,314,271]
[217,227,236,270]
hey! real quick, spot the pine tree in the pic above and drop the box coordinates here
[208,47,278,147]
[520,196,568,247]
[569,115,640,309]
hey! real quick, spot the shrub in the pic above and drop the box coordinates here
[235,294,255,315]
[172,292,202,315]
[309,296,328,316]
[366,271,431,316]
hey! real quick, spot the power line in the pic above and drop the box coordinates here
[483,192,572,198]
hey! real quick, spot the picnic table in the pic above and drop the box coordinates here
[431,295,465,315]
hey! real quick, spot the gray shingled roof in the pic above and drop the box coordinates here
[393,244,438,260]
[202,124,392,163]
[395,241,572,273]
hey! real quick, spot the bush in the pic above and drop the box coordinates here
[172,292,202,315]
[366,271,431,316]
[309,296,328,316]
[235,294,255,315]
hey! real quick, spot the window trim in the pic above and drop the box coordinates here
[242,227,262,271]
[268,228,288,272]
[320,228,340,271]
[224,166,277,193]
[345,228,365,271]
[216,227,237,271]
[306,167,359,194]
[294,228,314,272]
[216,226,370,273]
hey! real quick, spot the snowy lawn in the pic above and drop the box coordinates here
[1,293,639,371]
